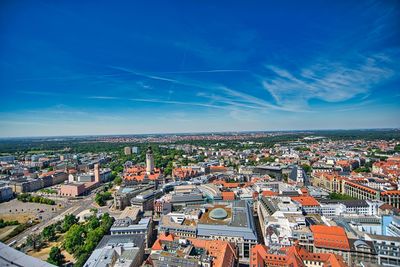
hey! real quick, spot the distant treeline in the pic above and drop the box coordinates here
[0,129,399,154]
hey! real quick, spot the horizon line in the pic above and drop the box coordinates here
[0,127,399,140]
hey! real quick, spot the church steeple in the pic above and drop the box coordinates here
[146,146,155,174]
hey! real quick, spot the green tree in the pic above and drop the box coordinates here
[164,161,173,176]
[354,167,370,173]
[113,176,122,185]
[0,219,19,228]
[329,192,355,200]
[64,224,85,254]
[86,216,100,232]
[47,246,65,266]
[74,251,90,267]
[62,214,78,232]
[301,164,312,174]
[26,234,44,251]
[95,192,112,206]
[42,225,56,241]
[83,227,103,252]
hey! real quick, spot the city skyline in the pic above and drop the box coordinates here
[1,1,400,137]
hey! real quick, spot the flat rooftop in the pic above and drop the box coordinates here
[198,204,232,225]
[0,242,56,267]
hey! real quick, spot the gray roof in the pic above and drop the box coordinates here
[111,218,150,232]
[150,253,199,267]
[85,235,144,267]
[0,242,56,267]
[198,200,257,241]
[96,234,145,249]
[171,193,204,203]
[368,234,400,243]
[320,199,369,208]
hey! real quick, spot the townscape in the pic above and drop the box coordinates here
[0,130,399,267]
[1,1,400,267]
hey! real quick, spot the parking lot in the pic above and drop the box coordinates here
[0,198,66,223]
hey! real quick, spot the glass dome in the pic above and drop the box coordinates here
[209,208,228,220]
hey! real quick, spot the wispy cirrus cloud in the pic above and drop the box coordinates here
[109,66,182,84]
[88,96,120,100]
[107,65,301,112]
[262,52,398,108]
[88,95,232,110]
[156,69,249,74]
[127,97,230,110]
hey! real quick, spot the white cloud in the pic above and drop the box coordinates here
[262,53,396,108]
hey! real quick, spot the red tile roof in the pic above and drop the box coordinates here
[221,191,235,201]
[291,196,320,206]
[310,225,350,251]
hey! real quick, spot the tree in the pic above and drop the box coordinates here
[113,176,122,185]
[83,227,103,253]
[0,219,19,228]
[95,192,112,206]
[301,164,312,174]
[164,161,173,176]
[354,167,370,173]
[86,216,100,232]
[64,224,85,254]
[74,251,90,267]
[26,234,44,251]
[62,214,78,232]
[47,246,65,266]
[329,192,355,200]
[42,225,56,241]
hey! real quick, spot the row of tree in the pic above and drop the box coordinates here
[0,218,19,228]
[17,193,55,205]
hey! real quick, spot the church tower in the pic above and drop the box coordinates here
[94,163,100,183]
[146,146,155,174]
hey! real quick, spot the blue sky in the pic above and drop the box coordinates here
[0,0,399,137]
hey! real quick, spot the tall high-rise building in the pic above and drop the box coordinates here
[146,146,155,174]
[124,146,132,155]
[94,163,100,183]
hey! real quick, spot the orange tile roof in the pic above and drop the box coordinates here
[188,239,237,267]
[173,167,199,179]
[345,181,377,194]
[291,196,320,206]
[336,160,350,167]
[310,225,350,251]
[250,245,303,267]
[300,187,309,195]
[262,190,279,197]
[298,247,348,267]
[158,232,175,242]
[151,239,163,250]
[221,191,235,201]
[381,190,400,196]
[210,166,228,172]
[251,244,349,267]
[123,165,161,181]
